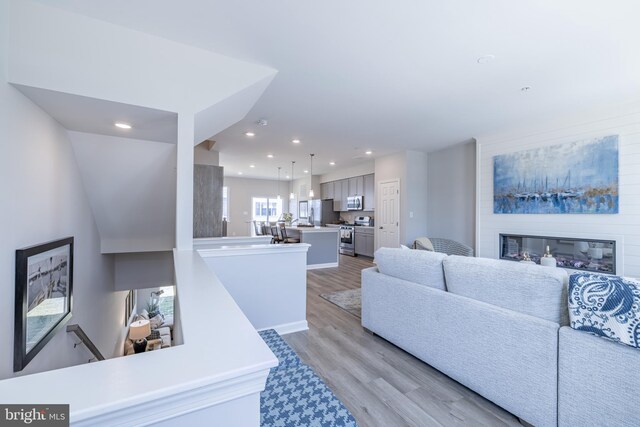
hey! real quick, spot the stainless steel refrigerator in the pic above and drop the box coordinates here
[309,199,340,226]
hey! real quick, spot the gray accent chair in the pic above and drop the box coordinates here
[414,237,474,257]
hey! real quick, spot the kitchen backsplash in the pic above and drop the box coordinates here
[339,211,374,223]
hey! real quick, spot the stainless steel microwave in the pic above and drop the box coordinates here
[346,196,363,211]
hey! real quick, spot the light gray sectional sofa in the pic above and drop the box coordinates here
[362,248,569,427]
[363,248,640,427]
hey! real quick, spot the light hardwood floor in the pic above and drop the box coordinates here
[285,255,526,427]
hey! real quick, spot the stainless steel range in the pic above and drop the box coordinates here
[340,216,371,256]
[339,225,355,256]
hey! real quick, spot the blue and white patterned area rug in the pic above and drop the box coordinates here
[258,328,358,426]
[319,289,361,318]
[261,364,357,427]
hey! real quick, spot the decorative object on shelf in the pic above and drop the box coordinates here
[493,135,619,214]
[520,252,536,265]
[308,154,315,199]
[14,237,74,372]
[282,212,293,226]
[147,289,164,318]
[289,161,296,200]
[500,233,616,274]
[540,245,557,267]
[129,319,151,354]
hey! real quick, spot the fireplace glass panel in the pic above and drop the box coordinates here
[499,234,615,274]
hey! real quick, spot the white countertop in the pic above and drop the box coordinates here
[289,226,339,232]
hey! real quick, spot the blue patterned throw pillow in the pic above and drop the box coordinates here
[569,273,640,348]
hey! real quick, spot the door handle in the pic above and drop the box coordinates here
[379,226,383,229]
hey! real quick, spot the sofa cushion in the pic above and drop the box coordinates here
[443,256,569,324]
[374,247,447,290]
[568,273,640,349]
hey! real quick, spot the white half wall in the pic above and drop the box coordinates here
[476,101,640,277]
[427,140,476,248]
[68,131,177,254]
[0,8,124,377]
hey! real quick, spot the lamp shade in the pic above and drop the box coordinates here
[129,319,151,341]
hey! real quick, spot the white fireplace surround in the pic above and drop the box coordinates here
[475,101,640,279]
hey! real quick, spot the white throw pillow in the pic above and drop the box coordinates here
[149,314,164,329]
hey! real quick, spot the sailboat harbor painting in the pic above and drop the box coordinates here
[493,135,619,214]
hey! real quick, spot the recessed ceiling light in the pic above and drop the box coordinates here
[249,164,255,168]
[477,54,495,64]
[238,172,243,175]
[329,161,336,166]
[303,170,309,174]
[365,150,373,155]
[115,122,131,129]
[521,86,532,92]
[292,139,301,144]
[267,154,274,158]
[245,132,255,137]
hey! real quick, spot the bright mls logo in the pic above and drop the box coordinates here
[0,405,68,426]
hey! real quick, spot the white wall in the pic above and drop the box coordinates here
[0,4,124,377]
[68,131,177,253]
[319,160,374,183]
[476,101,640,277]
[427,140,476,248]
[7,0,276,115]
[375,151,428,247]
[194,144,220,166]
[114,252,175,292]
[223,176,286,237]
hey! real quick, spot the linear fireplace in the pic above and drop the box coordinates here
[499,234,616,274]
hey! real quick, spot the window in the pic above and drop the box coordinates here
[222,186,228,220]
[252,197,283,223]
[157,286,175,316]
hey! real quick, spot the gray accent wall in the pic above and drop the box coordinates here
[193,164,224,238]
[426,139,476,249]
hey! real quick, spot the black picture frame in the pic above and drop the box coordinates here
[14,237,74,372]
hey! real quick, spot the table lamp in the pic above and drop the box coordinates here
[129,319,151,354]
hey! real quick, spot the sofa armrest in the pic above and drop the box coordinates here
[559,326,640,426]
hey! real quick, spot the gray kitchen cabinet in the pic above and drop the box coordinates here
[321,182,333,200]
[355,227,375,257]
[340,179,349,208]
[363,173,375,210]
[349,176,364,196]
[333,180,345,211]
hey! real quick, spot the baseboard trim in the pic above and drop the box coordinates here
[258,320,308,335]
[307,262,339,270]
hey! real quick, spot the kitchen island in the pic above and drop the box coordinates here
[285,226,340,269]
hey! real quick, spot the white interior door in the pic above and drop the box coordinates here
[377,179,400,249]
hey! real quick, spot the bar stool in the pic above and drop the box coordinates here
[279,223,300,244]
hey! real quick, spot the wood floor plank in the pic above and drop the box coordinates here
[284,254,525,427]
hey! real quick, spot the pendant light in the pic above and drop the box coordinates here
[308,154,315,199]
[276,167,281,200]
[289,161,296,200]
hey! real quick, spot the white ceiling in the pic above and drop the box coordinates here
[15,85,178,143]
[35,0,640,179]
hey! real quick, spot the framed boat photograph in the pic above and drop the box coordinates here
[14,237,74,372]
